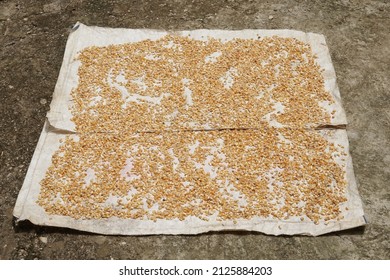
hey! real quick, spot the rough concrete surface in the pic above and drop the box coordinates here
[0,0,389,259]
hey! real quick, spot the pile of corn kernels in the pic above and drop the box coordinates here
[38,35,347,224]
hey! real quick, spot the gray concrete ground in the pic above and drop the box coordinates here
[1,0,389,259]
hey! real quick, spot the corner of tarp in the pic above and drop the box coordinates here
[45,116,76,134]
[71,22,81,32]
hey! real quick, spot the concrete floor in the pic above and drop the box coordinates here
[1,0,389,259]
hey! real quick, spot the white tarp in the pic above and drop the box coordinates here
[14,23,365,236]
